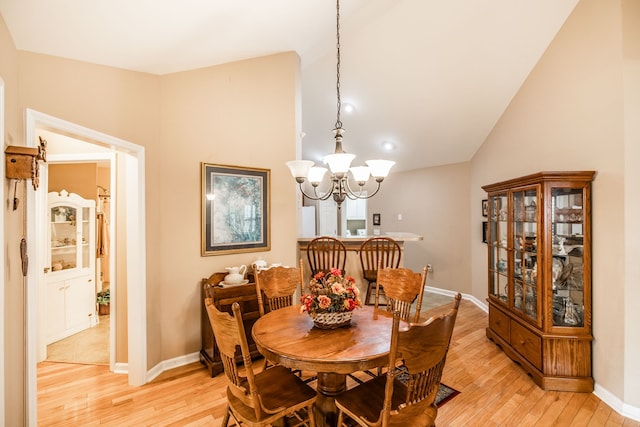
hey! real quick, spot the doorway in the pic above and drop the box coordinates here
[25,109,148,426]
[43,150,113,366]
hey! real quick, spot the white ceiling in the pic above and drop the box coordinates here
[0,0,578,172]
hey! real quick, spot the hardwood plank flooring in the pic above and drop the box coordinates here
[38,300,640,426]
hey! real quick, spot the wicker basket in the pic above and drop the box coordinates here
[312,311,353,329]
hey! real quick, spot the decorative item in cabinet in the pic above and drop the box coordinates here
[200,272,260,377]
[483,171,595,392]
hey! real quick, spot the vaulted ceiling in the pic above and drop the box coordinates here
[0,0,578,172]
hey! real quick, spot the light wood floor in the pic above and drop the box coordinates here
[37,299,640,426]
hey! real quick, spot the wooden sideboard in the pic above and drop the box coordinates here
[200,272,261,377]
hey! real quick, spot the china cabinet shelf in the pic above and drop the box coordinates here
[483,171,595,392]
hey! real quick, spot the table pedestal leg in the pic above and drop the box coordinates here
[314,372,347,427]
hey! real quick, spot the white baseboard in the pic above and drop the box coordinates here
[146,352,200,382]
[594,383,640,422]
[113,362,128,374]
[425,286,488,313]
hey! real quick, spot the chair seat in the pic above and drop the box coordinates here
[335,376,407,422]
[336,372,438,427]
[363,270,378,283]
[228,366,317,425]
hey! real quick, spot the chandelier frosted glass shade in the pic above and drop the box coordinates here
[286,160,314,182]
[324,152,356,174]
[308,166,329,184]
[348,166,371,183]
[365,160,395,179]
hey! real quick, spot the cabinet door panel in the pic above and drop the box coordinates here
[511,188,540,325]
[66,276,95,332]
[550,186,587,329]
[46,281,67,344]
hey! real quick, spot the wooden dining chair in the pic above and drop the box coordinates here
[254,260,313,380]
[205,298,317,427]
[359,237,402,305]
[254,259,304,316]
[375,266,428,323]
[336,293,462,427]
[353,265,428,380]
[306,236,347,278]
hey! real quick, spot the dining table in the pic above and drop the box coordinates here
[251,304,394,427]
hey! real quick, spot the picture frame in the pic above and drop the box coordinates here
[482,221,488,243]
[201,163,270,256]
[482,199,488,217]
[372,213,381,226]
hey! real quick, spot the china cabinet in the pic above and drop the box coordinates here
[482,171,595,392]
[46,190,97,344]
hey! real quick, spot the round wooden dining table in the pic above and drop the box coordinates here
[251,305,394,427]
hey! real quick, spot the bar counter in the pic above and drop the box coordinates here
[297,233,423,297]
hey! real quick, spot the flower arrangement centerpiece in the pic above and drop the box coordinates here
[300,268,362,329]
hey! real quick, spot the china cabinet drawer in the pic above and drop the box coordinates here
[489,307,510,343]
[511,321,541,370]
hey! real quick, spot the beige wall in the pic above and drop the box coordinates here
[48,163,98,199]
[2,13,300,422]
[622,0,640,407]
[368,162,471,294]
[470,0,634,404]
[0,13,24,427]
[157,53,300,361]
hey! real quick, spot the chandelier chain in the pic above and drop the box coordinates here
[335,0,342,130]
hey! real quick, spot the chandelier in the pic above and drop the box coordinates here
[286,0,395,209]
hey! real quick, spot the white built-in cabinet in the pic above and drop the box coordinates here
[345,196,367,220]
[318,199,338,235]
[46,190,97,344]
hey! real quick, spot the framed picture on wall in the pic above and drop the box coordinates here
[482,199,488,217]
[372,213,381,226]
[201,163,270,256]
[482,221,488,243]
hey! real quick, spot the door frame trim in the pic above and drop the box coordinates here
[25,109,148,425]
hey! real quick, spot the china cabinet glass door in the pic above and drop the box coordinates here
[511,188,539,324]
[50,205,80,271]
[81,206,91,269]
[488,193,508,303]
[551,187,586,328]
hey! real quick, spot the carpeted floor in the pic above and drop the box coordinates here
[46,314,110,365]
[436,383,460,407]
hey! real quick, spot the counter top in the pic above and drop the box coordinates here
[297,232,423,243]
